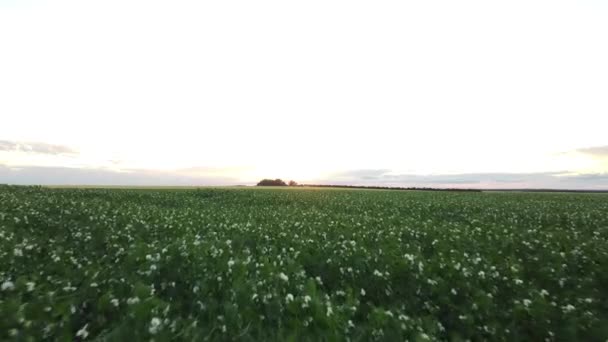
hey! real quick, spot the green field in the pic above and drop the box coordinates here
[1,186,607,341]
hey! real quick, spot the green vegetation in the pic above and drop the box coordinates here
[257,179,288,186]
[1,186,607,341]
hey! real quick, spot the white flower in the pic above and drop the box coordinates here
[451,288,457,295]
[562,304,576,313]
[373,269,383,277]
[540,289,549,297]
[149,317,162,334]
[76,324,89,339]
[127,297,140,305]
[285,293,294,303]
[360,288,366,296]
[326,306,333,316]
[13,248,23,257]
[227,259,235,268]
[26,282,35,292]
[110,299,119,307]
[1,281,15,291]
[279,272,289,282]
[523,299,532,307]
[514,279,523,285]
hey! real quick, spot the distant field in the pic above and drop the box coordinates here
[1,186,607,340]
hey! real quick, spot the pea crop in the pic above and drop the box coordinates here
[1,186,607,341]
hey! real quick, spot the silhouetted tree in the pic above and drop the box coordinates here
[288,180,298,186]
[257,179,287,186]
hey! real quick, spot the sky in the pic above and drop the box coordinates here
[1,0,607,189]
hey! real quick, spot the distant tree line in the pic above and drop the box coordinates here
[256,179,298,186]
[299,184,482,192]
[255,180,481,191]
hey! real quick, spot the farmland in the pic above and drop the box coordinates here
[1,186,607,341]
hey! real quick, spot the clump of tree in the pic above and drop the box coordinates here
[288,180,298,186]
[257,179,287,186]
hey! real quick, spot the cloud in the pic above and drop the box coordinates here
[0,164,241,186]
[576,145,608,158]
[177,166,254,177]
[560,172,608,181]
[314,170,608,190]
[0,140,78,156]
[330,169,392,180]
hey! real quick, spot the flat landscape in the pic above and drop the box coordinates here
[1,186,607,341]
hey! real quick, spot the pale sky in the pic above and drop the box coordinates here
[1,0,607,188]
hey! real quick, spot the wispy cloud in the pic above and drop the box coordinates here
[0,164,241,186]
[314,170,607,190]
[176,166,254,177]
[559,172,608,181]
[576,145,608,158]
[0,140,78,156]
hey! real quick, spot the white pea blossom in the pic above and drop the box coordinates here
[127,297,140,305]
[303,295,311,307]
[562,304,576,313]
[1,281,15,291]
[285,293,294,303]
[26,282,35,292]
[76,324,89,339]
[149,317,162,334]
